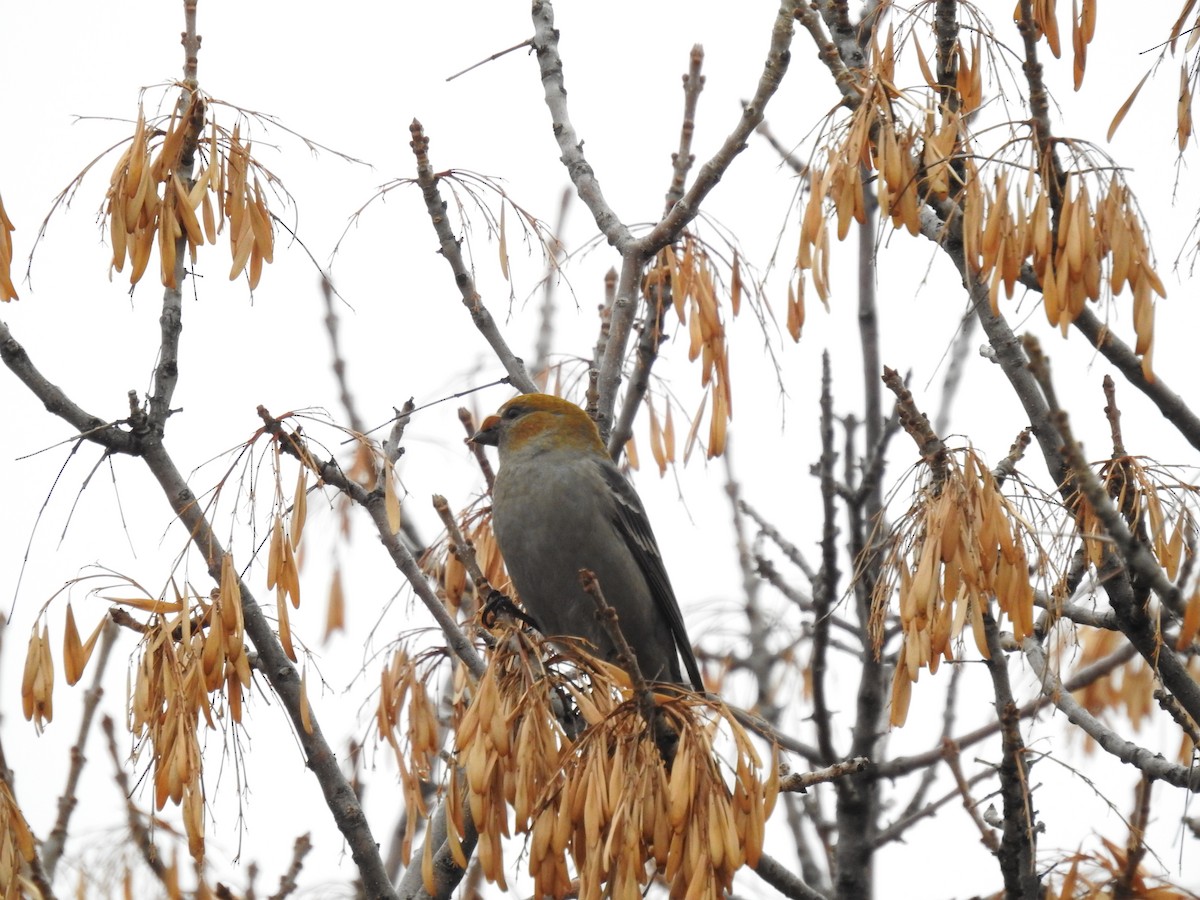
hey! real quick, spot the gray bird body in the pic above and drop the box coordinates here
[474,395,703,690]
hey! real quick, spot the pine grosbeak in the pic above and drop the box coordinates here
[472,393,704,691]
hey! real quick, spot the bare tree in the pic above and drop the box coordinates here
[2,2,1199,899]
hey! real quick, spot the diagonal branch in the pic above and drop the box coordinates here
[137,432,398,900]
[408,121,536,396]
[1023,638,1200,790]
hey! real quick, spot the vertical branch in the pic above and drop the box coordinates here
[1014,0,1067,210]
[147,9,205,433]
[1116,777,1154,896]
[42,619,120,878]
[858,178,881,460]
[663,46,706,215]
[934,0,960,107]
[598,252,645,451]
[321,275,366,434]
[607,45,709,450]
[813,352,840,766]
[980,609,1039,898]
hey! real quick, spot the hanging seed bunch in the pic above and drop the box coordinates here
[19,621,54,732]
[102,91,276,290]
[873,448,1045,727]
[376,646,443,866]
[962,168,1165,377]
[1071,456,1196,588]
[0,191,16,301]
[0,778,37,900]
[418,510,509,620]
[18,558,260,866]
[1064,627,1163,753]
[123,560,257,863]
[792,6,1161,375]
[265,452,311,662]
[640,235,740,459]
[444,626,576,893]
[445,624,779,899]
[1069,455,1200,654]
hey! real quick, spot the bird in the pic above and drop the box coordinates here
[471,393,704,692]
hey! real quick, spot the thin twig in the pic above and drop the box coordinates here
[781,757,870,793]
[942,739,1001,852]
[321,274,365,434]
[444,37,533,83]
[408,121,536,395]
[579,570,657,729]
[42,618,121,877]
[102,715,167,881]
[663,45,706,214]
[267,833,312,900]
[882,366,948,489]
[752,851,831,900]
[258,407,486,681]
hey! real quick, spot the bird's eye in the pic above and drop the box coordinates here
[502,405,522,421]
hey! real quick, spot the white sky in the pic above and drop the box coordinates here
[2,2,1199,897]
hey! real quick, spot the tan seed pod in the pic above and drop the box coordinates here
[280,522,301,610]
[384,460,401,534]
[129,225,153,286]
[126,111,147,198]
[158,205,177,289]
[291,467,308,545]
[276,591,295,662]
[229,214,254,281]
[889,658,912,727]
[250,181,274,263]
[126,162,151,229]
[173,176,204,248]
[200,190,217,245]
[267,516,284,590]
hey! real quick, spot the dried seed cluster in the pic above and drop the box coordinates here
[1069,628,1160,743]
[420,512,508,619]
[125,561,253,862]
[1070,456,1200,654]
[874,449,1042,726]
[266,462,308,661]
[376,647,441,865]
[966,171,1164,376]
[436,627,778,899]
[103,93,275,291]
[642,236,737,459]
[0,192,16,301]
[0,780,36,900]
[793,4,1161,378]
[20,623,54,732]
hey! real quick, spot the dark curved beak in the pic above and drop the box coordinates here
[470,414,501,446]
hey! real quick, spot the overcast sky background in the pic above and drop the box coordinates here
[2,2,1199,897]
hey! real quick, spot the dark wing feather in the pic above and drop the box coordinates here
[599,462,705,691]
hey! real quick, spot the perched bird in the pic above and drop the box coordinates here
[472,393,704,691]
